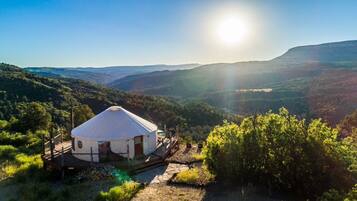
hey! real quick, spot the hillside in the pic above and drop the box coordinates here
[109,40,357,124]
[25,64,200,84]
[0,63,236,129]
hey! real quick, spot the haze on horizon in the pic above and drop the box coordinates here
[1,0,357,67]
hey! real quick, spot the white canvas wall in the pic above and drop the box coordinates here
[72,132,157,162]
[143,131,157,155]
[72,137,99,162]
[111,139,135,159]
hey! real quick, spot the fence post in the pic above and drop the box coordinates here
[50,129,54,160]
[41,134,45,155]
[61,146,64,179]
[176,126,179,140]
[90,147,93,165]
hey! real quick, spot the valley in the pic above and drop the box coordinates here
[26,40,357,125]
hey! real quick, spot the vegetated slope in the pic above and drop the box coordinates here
[110,40,357,124]
[25,64,200,85]
[272,40,357,65]
[0,63,235,129]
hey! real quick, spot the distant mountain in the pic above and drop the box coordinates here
[0,63,234,129]
[273,40,357,66]
[109,40,357,124]
[25,64,200,84]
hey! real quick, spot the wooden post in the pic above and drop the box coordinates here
[90,147,93,165]
[60,128,63,144]
[50,129,54,160]
[61,146,64,180]
[126,144,129,162]
[70,102,75,130]
[41,134,45,155]
[176,126,179,140]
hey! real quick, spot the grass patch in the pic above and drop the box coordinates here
[192,153,205,161]
[95,181,141,201]
[173,166,215,186]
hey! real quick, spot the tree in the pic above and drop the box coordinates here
[74,104,95,127]
[338,109,357,137]
[203,108,356,198]
[17,102,52,132]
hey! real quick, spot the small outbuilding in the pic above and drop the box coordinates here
[71,106,158,162]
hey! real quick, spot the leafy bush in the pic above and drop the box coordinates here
[174,166,215,186]
[318,184,357,201]
[203,108,356,198]
[192,153,205,161]
[95,181,141,201]
[0,131,29,146]
[4,153,43,177]
[344,184,357,201]
[317,189,344,201]
[0,145,18,159]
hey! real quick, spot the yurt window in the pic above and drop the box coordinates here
[78,140,83,149]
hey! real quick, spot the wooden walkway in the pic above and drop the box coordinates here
[42,137,179,173]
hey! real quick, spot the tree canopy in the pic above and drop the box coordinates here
[204,108,357,198]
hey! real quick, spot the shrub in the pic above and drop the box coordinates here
[344,184,357,201]
[174,166,215,186]
[317,189,344,201]
[203,108,356,198]
[4,153,43,177]
[95,181,141,201]
[192,153,205,161]
[318,184,357,201]
[0,145,18,159]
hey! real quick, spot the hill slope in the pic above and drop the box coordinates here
[25,64,200,84]
[109,40,357,124]
[0,63,235,129]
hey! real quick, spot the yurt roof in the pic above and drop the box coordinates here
[71,106,157,141]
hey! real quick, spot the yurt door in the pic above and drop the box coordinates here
[98,141,110,161]
[134,136,143,157]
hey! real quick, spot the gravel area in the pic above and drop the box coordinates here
[134,163,189,184]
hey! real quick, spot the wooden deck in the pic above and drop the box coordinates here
[42,137,179,173]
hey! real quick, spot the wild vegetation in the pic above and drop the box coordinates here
[173,166,215,186]
[203,108,357,199]
[95,181,141,201]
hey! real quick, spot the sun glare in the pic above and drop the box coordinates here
[216,15,248,46]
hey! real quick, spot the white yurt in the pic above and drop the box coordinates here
[71,106,158,162]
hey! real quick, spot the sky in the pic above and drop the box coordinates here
[1,0,357,67]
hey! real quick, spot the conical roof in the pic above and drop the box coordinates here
[71,106,157,141]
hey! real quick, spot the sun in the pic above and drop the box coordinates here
[216,15,248,45]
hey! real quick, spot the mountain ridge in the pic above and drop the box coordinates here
[108,40,357,125]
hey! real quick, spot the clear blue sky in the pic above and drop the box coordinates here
[1,0,357,67]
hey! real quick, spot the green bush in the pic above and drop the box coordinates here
[95,181,141,201]
[203,108,356,198]
[317,189,344,201]
[0,145,18,159]
[344,184,357,201]
[4,153,43,177]
[174,166,215,185]
[318,184,357,201]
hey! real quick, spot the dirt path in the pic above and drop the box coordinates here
[134,163,188,184]
[132,163,205,201]
[132,184,205,201]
